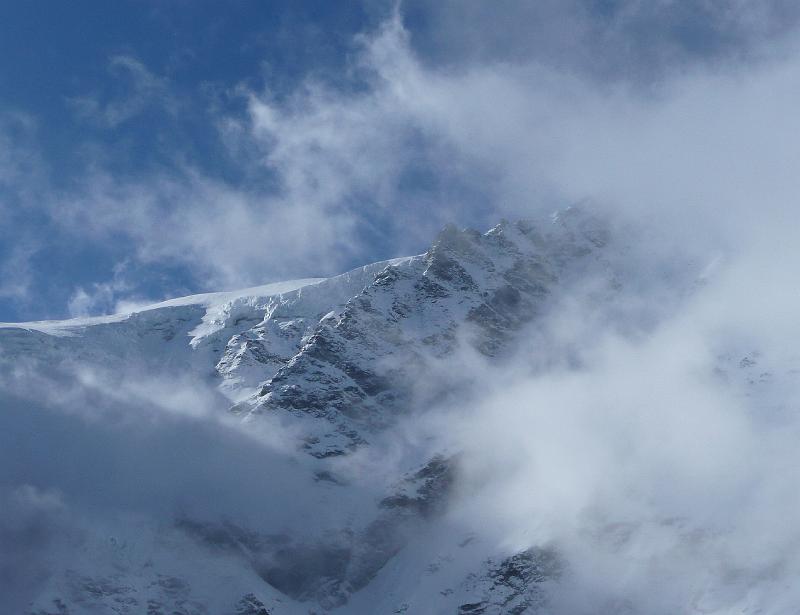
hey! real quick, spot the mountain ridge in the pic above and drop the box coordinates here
[3,207,718,615]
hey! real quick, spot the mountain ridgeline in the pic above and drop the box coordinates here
[2,209,641,614]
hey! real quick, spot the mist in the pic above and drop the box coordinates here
[0,358,385,611]
[395,227,800,613]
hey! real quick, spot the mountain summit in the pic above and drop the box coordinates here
[1,209,721,614]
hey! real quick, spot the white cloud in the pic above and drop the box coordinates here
[0,241,37,304]
[65,261,148,317]
[14,5,800,307]
[2,2,800,318]
[68,55,174,128]
[395,223,800,612]
[0,114,46,306]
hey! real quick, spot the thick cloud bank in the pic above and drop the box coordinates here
[434,258,800,613]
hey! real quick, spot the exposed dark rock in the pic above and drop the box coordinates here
[234,593,270,615]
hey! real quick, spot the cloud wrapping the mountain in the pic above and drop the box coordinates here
[3,2,800,612]
[0,358,382,609]
[6,2,796,309]
[404,236,800,612]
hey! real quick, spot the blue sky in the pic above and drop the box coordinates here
[2,1,799,321]
[0,1,386,321]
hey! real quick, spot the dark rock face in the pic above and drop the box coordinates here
[346,455,460,593]
[234,593,270,615]
[458,547,563,615]
[248,210,612,458]
[175,455,460,609]
[379,455,457,518]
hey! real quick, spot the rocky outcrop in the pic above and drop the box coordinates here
[246,209,613,457]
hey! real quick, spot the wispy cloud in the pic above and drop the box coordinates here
[391,229,800,612]
[67,55,174,128]
[6,3,800,317]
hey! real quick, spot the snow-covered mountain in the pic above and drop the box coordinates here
[2,208,786,614]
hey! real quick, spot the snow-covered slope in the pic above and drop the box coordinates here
[0,260,408,399]
[5,208,770,615]
[241,209,613,457]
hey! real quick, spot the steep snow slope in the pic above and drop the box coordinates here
[0,260,408,398]
[0,279,325,335]
[242,209,614,457]
[3,208,758,615]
